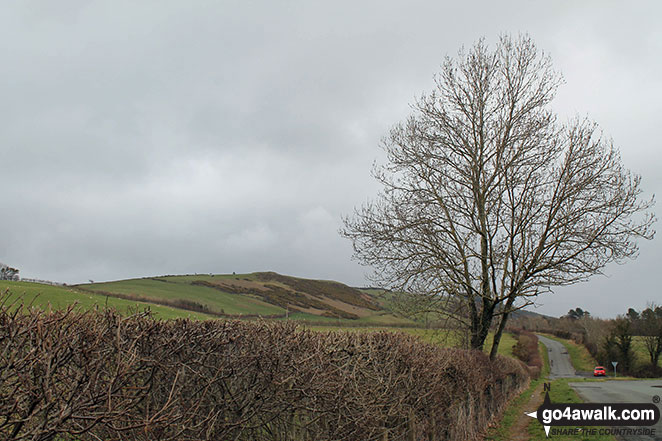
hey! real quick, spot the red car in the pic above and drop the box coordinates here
[593,366,606,376]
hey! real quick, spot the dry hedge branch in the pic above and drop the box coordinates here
[0,295,527,441]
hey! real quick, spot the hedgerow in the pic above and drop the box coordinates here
[0,293,527,441]
[510,329,543,379]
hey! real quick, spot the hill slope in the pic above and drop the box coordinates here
[0,280,212,320]
[74,272,409,324]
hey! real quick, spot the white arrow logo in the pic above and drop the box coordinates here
[526,410,551,437]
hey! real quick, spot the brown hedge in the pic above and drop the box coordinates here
[0,296,527,441]
[511,329,543,379]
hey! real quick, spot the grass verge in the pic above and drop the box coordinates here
[484,340,550,441]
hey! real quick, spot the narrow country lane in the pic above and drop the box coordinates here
[536,334,578,379]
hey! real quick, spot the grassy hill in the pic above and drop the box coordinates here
[69,272,412,325]
[0,280,212,320]
[1,276,520,357]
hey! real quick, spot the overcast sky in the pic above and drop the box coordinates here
[1,1,659,318]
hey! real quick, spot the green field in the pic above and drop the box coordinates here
[306,326,462,346]
[0,281,212,320]
[288,310,415,325]
[306,325,518,357]
[632,336,662,369]
[78,276,284,316]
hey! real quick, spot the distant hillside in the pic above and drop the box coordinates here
[3,275,553,327]
[74,272,411,324]
[0,280,211,320]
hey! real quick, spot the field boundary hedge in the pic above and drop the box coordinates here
[0,295,527,441]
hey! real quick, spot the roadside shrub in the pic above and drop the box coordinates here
[631,364,662,378]
[511,329,543,378]
[598,318,636,375]
[0,295,527,441]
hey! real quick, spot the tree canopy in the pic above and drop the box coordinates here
[342,35,655,358]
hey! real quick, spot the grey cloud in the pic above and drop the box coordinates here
[1,0,659,318]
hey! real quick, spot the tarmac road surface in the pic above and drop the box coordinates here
[537,334,577,378]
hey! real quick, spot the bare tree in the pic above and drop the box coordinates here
[341,35,655,359]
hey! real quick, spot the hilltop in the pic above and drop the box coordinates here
[1,271,407,325]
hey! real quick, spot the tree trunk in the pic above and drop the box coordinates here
[652,336,662,368]
[489,297,516,359]
[470,299,494,350]
[489,312,509,360]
